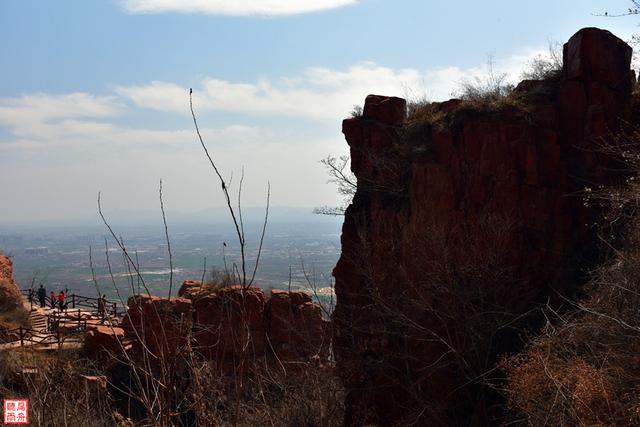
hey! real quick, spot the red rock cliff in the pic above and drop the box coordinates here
[333,27,635,425]
[0,254,23,312]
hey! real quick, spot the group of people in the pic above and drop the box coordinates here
[31,285,68,311]
[30,285,109,321]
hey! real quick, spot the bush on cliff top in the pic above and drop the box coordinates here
[405,48,563,130]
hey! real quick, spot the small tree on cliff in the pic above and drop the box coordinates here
[314,154,357,216]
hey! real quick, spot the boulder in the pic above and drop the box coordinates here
[177,280,207,299]
[121,295,192,360]
[84,325,125,356]
[190,285,266,366]
[362,94,407,125]
[563,27,634,87]
[264,289,325,361]
[80,374,108,398]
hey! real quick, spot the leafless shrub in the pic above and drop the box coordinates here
[314,155,357,216]
[239,362,344,426]
[521,42,563,80]
[190,89,270,288]
[82,89,335,427]
[458,57,515,106]
[189,359,344,426]
[206,267,236,289]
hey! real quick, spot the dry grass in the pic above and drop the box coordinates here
[0,348,116,427]
[501,226,640,425]
[404,58,562,134]
[0,307,30,331]
[189,359,344,426]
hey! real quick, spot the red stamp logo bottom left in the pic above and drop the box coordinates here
[3,399,28,424]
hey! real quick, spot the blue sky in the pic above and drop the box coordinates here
[1,0,639,223]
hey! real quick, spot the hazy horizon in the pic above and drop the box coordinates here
[0,205,342,229]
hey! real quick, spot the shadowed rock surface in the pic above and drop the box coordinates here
[333,27,636,425]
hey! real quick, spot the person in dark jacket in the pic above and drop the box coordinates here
[37,285,46,308]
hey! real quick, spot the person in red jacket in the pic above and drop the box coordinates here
[50,291,56,309]
[57,291,65,312]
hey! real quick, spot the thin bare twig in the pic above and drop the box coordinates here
[159,179,174,298]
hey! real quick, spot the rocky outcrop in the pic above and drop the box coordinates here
[264,289,327,361]
[100,281,328,369]
[0,254,22,312]
[333,27,636,425]
[191,284,266,367]
[186,282,328,366]
[121,295,193,360]
[84,325,125,356]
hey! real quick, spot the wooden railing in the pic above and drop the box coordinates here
[21,290,120,317]
[0,324,87,348]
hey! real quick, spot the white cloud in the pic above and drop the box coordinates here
[118,0,358,16]
[0,92,119,126]
[0,48,550,221]
[0,110,344,222]
[117,48,548,122]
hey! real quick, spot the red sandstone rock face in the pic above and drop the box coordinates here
[564,27,633,85]
[333,28,636,425]
[177,279,207,299]
[0,255,22,312]
[84,325,125,356]
[121,294,193,360]
[264,289,326,361]
[105,281,328,370]
[191,284,266,366]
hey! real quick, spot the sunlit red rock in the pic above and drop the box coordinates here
[0,255,22,312]
[84,325,125,356]
[264,289,326,361]
[121,294,192,360]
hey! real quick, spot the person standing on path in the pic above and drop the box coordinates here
[37,285,46,308]
[98,294,108,324]
[27,289,34,309]
[58,291,65,312]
